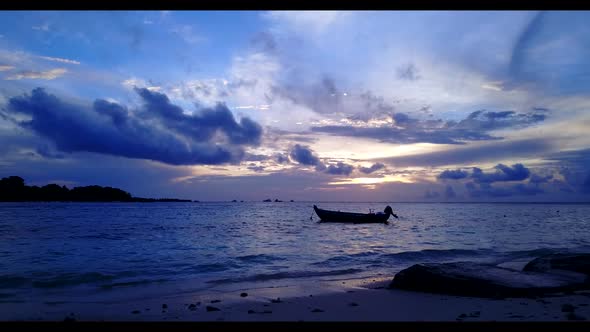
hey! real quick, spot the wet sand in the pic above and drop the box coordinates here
[2,276,590,321]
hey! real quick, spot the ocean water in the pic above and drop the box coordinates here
[1,202,590,304]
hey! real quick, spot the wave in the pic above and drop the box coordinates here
[236,254,286,264]
[207,268,363,284]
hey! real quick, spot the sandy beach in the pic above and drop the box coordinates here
[3,276,590,322]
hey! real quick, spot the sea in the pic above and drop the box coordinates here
[1,202,590,306]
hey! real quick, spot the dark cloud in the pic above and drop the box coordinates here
[472,163,530,183]
[5,88,262,166]
[444,185,456,198]
[289,144,322,166]
[397,63,421,81]
[359,162,385,174]
[325,162,354,176]
[243,153,268,162]
[450,110,546,132]
[312,109,547,145]
[466,182,543,198]
[379,138,553,168]
[546,148,590,193]
[439,163,531,184]
[424,190,440,199]
[275,153,290,164]
[35,144,65,159]
[529,173,554,184]
[438,169,469,180]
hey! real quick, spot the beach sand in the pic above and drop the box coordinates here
[3,276,590,321]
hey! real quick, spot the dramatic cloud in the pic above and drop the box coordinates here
[438,169,469,180]
[289,144,321,166]
[134,88,263,146]
[5,68,67,80]
[312,109,547,145]
[471,163,531,183]
[0,65,14,71]
[4,88,263,165]
[325,162,354,176]
[359,162,385,174]
[438,163,531,183]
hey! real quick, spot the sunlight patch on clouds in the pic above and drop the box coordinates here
[311,134,446,160]
[328,174,414,186]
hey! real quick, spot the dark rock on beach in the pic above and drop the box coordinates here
[240,292,248,297]
[523,253,590,277]
[389,261,589,298]
[206,306,221,312]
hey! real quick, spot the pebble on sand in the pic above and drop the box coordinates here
[240,292,248,297]
[206,306,221,312]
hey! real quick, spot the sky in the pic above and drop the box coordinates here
[0,10,589,202]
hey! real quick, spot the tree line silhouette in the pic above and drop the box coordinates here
[0,176,191,202]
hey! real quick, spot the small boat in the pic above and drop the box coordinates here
[313,205,398,223]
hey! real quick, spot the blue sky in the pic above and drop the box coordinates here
[1,11,589,201]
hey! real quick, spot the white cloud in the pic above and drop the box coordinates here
[5,68,67,80]
[0,65,14,71]
[37,55,81,65]
[32,23,50,31]
[121,77,161,91]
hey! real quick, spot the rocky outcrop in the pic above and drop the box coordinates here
[523,253,590,277]
[389,261,588,298]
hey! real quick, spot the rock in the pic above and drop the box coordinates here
[389,261,589,298]
[523,253,590,277]
[162,304,168,309]
[240,292,248,297]
[211,299,221,303]
[206,306,221,312]
[311,308,324,313]
[131,310,141,314]
[248,310,256,314]
[188,304,197,311]
[349,302,359,307]
[270,298,282,303]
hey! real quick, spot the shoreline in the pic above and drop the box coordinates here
[2,276,590,321]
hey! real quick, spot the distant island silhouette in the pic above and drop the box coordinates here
[0,176,192,202]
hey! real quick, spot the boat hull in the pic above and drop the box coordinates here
[313,205,389,223]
